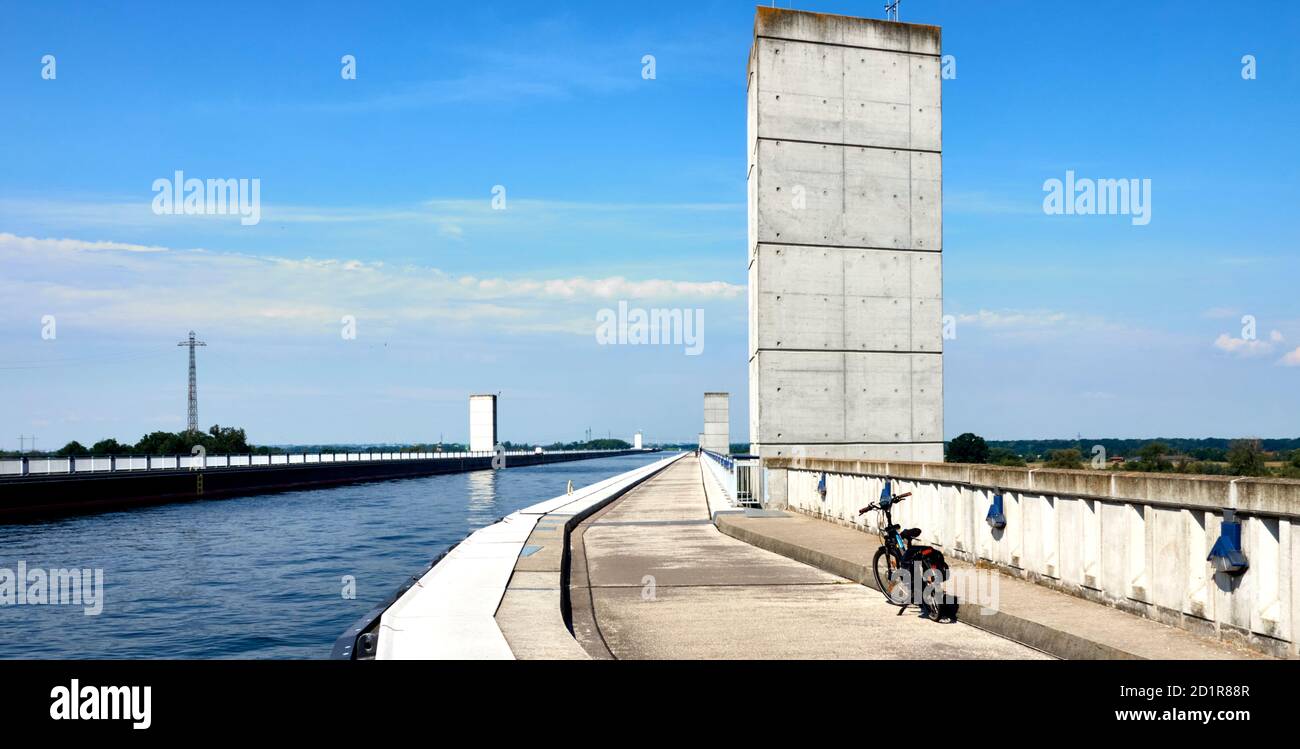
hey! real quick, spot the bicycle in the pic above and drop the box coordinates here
[858,488,950,620]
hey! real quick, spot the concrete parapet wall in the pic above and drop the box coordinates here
[767,457,1300,657]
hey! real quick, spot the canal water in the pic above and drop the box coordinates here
[0,452,666,659]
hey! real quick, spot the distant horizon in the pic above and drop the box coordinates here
[9,432,1300,457]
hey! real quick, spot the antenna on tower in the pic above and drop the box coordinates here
[885,1,901,21]
[177,330,207,433]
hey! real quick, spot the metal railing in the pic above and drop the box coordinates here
[701,449,764,508]
[0,449,622,478]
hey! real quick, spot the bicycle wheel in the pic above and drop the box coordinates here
[919,560,944,620]
[871,545,908,605]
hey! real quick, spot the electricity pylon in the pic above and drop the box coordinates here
[177,331,206,433]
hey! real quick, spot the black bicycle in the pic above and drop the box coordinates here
[858,489,950,619]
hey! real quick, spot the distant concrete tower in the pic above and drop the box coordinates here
[747,8,944,461]
[176,330,206,433]
[468,394,497,453]
[634,432,643,450]
[702,393,730,454]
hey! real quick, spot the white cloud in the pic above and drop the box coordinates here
[1279,347,1300,367]
[1213,329,1283,357]
[1213,333,1278,357]
[956,309,1070,328]
[0,233,168,253]
[0,233,743,338]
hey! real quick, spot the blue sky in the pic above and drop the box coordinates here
[0,0,1297,448]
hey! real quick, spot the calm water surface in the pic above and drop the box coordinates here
[0,452,665,659]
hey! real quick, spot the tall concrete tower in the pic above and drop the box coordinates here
[747,8,943,462]
[177,330,206,433]
[468,394,498,453]
[702,392,730,454]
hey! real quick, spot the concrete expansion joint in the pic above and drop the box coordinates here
[755,34,942,60]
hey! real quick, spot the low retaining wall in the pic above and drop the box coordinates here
[336,452,684,660]
[764,458,1300,657]
[0,450,649,520]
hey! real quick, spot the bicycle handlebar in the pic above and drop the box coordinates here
[858,492,913,515]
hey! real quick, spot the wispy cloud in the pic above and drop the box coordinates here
[955,309,1070,328]
[0,196,741,234]
[1213,330,1284,357]
[0,233,742,338]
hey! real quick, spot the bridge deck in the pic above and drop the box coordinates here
[569,457,1048,659]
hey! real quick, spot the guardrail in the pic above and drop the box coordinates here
[766,456,1300,658]
[701,450,764,507]
[0,449,616,478]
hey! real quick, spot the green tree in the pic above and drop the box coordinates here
[90,438,129,456]
[134,431,189,455]
[1135,441,1172,472]
[54,440,90,457]
[946,432,990,464]
[205,424,251,454]
[988,447,1026,467]
[1227,439,1268,476]
[1044,448,1083,469]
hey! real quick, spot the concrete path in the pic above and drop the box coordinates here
[717,509,1273,660]
[570,457,1048,660]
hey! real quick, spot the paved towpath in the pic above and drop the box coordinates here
[570,457,1048,659]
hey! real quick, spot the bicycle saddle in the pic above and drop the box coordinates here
[900,528,922,540]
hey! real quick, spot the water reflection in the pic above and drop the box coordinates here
[465,469,500,526]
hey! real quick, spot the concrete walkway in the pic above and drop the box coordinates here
[717,508,1273,660]
[570,457,1048,659]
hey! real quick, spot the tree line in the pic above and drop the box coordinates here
[2,429,632,458]
[945,433,1300,478]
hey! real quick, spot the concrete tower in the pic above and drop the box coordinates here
[468,394,497,453]
[747,8,943,462]
[702,392,730,454]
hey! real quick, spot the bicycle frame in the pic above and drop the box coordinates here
[877,503,910,557]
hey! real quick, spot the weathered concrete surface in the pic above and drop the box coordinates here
[748,7,944,463]
[377,453,683,659]
[496,515,590,660]
[702,392,730,454]
[574,458,1046,659]
[716,510,1272,660]
[770,458,1298,657]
